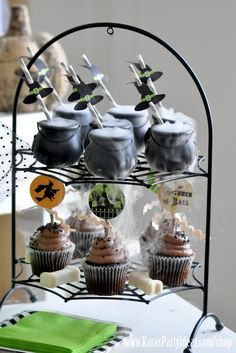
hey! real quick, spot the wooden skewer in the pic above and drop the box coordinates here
[50,212,54,225]
[137,54,160,97]
[61,61,71,76]
[68,65,80,85]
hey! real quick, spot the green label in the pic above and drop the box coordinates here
[88,184,125,219]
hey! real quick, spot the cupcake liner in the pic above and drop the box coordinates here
[82,260,128,296]
[29,243,75,276]
[70,229,104,258]
[148,254,194,287]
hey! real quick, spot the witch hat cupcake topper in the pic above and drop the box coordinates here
[19,57,52,120]
[129,63,164,124]
[65,64,103,108]
[132,54,165,123]
[137,54,163,96]
[27,47,62,104]
[68,77,98,106]
[134,82,165,111]
[62,61,94,103]
[81,54,118,107]
[22,80,52,105]
[65,64,104,129]
[61,62,82,102]
[61,62,82,88]
[131,54,163,85]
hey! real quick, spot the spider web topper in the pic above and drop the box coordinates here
[0,122,35,204]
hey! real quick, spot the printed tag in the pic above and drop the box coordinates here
[30,175,65,208]
[157,179,193,213]
[88,183,125,219]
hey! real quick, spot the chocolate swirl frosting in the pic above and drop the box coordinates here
[86,228,128,265]
[29,222,73,251]
[150,215,195,257]
[158,230,194,257]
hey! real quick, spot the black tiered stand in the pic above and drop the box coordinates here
[1,23,224,353]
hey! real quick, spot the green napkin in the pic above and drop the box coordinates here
[0,311,117,353]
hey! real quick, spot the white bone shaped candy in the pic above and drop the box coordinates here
[129,271,163,295]
[40,266,80,288]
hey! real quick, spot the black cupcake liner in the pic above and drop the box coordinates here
[82,260,128,296]
[148,254,194,287]
[29,244,75,276]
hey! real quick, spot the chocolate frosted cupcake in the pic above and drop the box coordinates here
[66,213,104,258]
[28,222,75,276]
[148,215,195,287]
[82,228,129,295]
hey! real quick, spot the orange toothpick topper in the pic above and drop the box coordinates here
[30,175,65,209]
